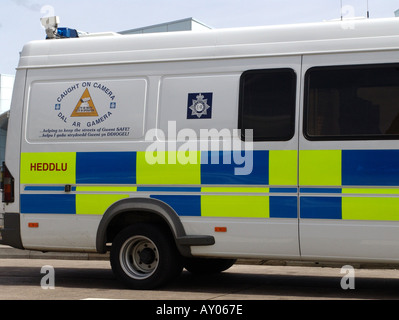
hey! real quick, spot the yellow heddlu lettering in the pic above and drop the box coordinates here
[30,163,68,172]
[21,153,76,185]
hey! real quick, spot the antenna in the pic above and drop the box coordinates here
[340,0,343,20]
[340,0,370,20]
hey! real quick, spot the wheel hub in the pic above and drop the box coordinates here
[120,235,160,280]
[139,247,156,265]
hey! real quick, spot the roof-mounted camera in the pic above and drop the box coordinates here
[40,16,79,39]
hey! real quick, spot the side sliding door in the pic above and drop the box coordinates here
[299,52,399,263]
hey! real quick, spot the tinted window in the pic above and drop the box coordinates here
[305,64,399,140]
[239,69,297,141]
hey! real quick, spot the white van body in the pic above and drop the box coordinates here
[2,17,399,288]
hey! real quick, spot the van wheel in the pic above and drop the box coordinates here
[184,258,237,275]
[110,223,183,290]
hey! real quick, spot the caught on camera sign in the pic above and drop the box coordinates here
[27,78,147,142]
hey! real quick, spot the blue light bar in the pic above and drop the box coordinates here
[56,27,79,38]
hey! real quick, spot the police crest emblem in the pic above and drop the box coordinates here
[187,93,213,119]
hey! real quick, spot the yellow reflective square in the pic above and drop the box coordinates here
[201,195,269,218]
[76,194,129,215]
[299,150,342,186]
[136,151,201,185]
[269,150,297,186]
[343,197,399,221]
[21,153,76,185]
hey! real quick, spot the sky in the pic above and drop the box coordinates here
[1,0,399,75]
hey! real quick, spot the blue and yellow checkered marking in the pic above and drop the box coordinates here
[19,150,399,221]
[20,150,297,218]
[300,150,399,221]
[299,150,399,187]
[151,189,298,219]
[300,188,399,221]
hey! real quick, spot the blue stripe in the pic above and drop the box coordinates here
[342,150,399,186]
[76,152,136,184]
[300,197,342,219]
[151,195,201,217]
[24,186,77,192]
[21,194,76,214]
[201,151,268,185]
[270,196,298,218]
[25,186,65,192]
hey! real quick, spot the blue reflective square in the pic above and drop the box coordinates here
[21,194,76,214]
[201,150,268,185]
[270,196,298,218]
[300,197,342,220]
[150,195,201,217]
[342,150,399,186]
[76,152,136,184]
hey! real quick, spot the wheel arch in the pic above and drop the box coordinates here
[96,197,214,257]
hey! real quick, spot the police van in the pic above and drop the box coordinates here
[2,16,399,289]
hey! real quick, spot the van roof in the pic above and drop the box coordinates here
[18,18,399,70]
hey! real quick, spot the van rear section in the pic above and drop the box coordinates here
[4,17,399,289]
[0,67,25,250]
[0,162,23,249]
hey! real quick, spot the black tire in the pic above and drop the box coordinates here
[184,258,237,275]
[110,223,183,290]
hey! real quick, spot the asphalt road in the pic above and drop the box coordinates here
[1,259,399,301]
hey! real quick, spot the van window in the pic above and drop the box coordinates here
[239,69,297,141]
[305,64,399,140]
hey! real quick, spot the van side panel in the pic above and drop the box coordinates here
[18,56,302,258]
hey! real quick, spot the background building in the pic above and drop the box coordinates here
[0,74,14,115]
[120,17,212,35]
